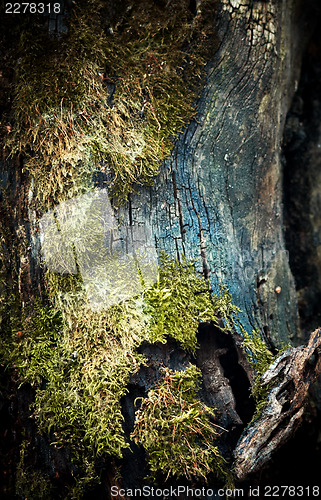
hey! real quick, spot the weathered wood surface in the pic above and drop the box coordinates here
[1,0,321,496]
[118,0,317,348]
[234,328,321,480]
[116,0,321,487]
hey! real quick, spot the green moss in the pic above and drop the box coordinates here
[131,364,227,482]
[2,0,218,207]
[143,253,241,354]
[0,254,239,493]
[0,301,63,386]
[30,297,147,462]
[15,440,53,499]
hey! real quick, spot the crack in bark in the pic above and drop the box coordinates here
[171,170,186,250]
[188,184,211,283]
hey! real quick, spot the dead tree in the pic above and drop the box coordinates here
[0,0,321,498]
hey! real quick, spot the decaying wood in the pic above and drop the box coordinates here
[120,0,317,348]
[1,0,321,495]
[233,328,321,480]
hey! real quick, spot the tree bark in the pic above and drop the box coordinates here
[121,0,310,346]
[234,328,321,480]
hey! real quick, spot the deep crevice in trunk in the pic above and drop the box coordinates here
[283,24,321,336]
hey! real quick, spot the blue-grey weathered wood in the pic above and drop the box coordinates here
[118,0,313,347]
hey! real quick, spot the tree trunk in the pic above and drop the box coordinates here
[1,0,321,498]
[124,0,304,345]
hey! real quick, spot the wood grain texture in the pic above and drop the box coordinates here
[234,328,321,480]
[1,0,321,494]
[117,0,314,347]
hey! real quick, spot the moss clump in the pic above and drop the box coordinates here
[241,329,289,419]
[0,301,63,387]
[0,254,239,493]
[131,364,227,481]
[143,253,241,354]
[3,0,218,207]
[31,296,147,461]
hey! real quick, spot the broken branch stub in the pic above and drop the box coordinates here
[233,328,321,481]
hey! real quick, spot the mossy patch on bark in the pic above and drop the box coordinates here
[0,255,238,494]
[241,329,290,420]
[131,364,227,482]
[1,0,218,207]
